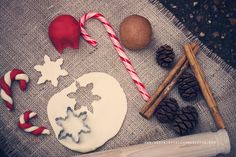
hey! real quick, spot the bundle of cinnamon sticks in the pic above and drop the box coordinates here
[139,43,225,129]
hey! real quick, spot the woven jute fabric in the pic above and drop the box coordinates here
[0,0,235,156]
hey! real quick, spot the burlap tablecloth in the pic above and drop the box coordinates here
[0,0,235,156]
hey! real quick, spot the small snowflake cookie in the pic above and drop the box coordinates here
[34,55,68,87]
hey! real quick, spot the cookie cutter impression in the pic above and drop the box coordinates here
[55,107,91,143]
[67,82,101,113]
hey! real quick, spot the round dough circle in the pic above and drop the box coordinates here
[47,72,127,152]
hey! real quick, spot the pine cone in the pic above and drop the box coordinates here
[178,71,200,101]
[173,106,198,136]
[156,45,175,68]
[156,98,179,123]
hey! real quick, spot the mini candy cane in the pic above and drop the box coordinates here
[0,69,29,110]
[18,111,50,136]
[80,12,150,101]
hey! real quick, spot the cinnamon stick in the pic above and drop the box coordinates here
[183,44,225,129]
[139,43,199,118]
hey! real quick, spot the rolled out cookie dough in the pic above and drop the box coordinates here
[47,72,127,153]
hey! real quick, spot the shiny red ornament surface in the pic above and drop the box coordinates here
[48,15,80,54]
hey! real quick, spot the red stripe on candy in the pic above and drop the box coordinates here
[32,127,45,135]
[24,111,32,121]
[0,77,11,96]
[18,122,33,129]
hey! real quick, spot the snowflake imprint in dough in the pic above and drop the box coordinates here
[67,82,101,113]
[55,107,90,143]
[34,55,68,87]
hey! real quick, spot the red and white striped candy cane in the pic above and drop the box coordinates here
[0,69,29,110]
[18,111,50,136]
[79,12,150,101]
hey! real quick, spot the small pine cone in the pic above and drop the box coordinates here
[156,45,175,68]
[156,98,179,123]
[173,106,198,136]
[178,71,200,101]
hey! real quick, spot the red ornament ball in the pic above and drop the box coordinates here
[48,15,80,54]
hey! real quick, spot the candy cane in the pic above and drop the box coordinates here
[18,111,50,136]
[0,69,29,110]
[80,12,150,101]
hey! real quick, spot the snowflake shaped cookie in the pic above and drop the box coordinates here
[34,55,68,87]
[55,107,90,143]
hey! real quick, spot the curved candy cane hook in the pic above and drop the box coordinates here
[18,111,50,136]
[79,12,150,101]
[0,69,29,110]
